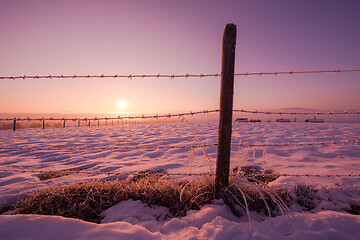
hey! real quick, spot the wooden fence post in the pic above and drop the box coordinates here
[13,118,16,131]
[215,23,237,197]
[63,120,66,128]
[42,119,45,129]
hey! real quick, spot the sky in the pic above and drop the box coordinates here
[0,0,359,117]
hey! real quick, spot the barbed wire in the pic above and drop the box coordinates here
[0,109,219,121]
[1,69,360,81]
[0,140,358,152]
[234,109,360,115]
[272,173,360,178]
[0,73,220,80]
[0,143,217,151]
[234,69,360,77]
[233,140,359,148]
[2,108,360,122]
[0,168,358,178]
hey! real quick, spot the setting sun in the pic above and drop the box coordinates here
[117,101,127,110]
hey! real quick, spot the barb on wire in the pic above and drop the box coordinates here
[1,69,360,81]
[0,109,219,122]
[234,109,360,115]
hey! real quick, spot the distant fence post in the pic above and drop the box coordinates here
[215,23,237,197]
[63,120,66,128]
[42,119,45,129]
[13,118,16,131]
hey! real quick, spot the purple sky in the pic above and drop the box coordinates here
[0,0,359,116]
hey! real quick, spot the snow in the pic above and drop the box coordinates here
[1,203,359,240]
[0,122,359,239]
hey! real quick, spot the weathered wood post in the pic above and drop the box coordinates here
[215,23,237,197]
[63,120,66,128]
[42,119,45,129]
[88,119,91,126]
[13,118,16,131]
[78,119,80,127]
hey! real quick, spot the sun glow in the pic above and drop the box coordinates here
[117,101,127,110]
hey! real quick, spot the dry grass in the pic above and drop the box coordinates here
[293,185,319,211]
[10,169,359,222]
[15,170,292,223]
[233,166,280,184]
[38,169,81,181]
[16,173,215,223]
[224,182,291,218]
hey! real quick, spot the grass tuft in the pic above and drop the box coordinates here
[38,169,81,181]
[15,170,288,223]
[293,185,319,211]
[233,165,280,184]
[16,173,215,223]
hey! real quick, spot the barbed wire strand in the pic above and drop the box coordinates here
[0,73,220,80]
[1,69,360,81]
[234,69,360,77]
[0,168,358,178]
[0,140,358,152]
[0,109,219,121]
[0,143,216,151]
[232,140,359,148]
[234,109,360,115]
[2,108,360,122]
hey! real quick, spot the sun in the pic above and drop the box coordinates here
[117,101,127,110]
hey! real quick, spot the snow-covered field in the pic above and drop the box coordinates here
[0,122,359,239]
